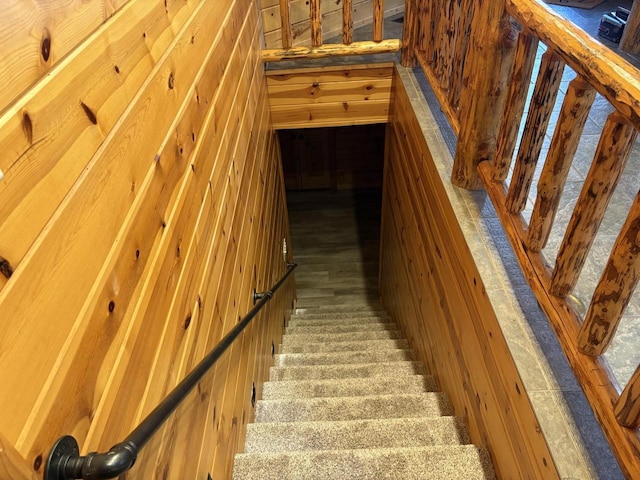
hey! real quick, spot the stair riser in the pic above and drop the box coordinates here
[274,349,416,367]
[269,361,426,381]
[281,331,404,345]
[287,317,391,327]
[286,323,398,335]
[279,339,410,354]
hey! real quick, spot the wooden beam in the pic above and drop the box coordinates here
[493,32,539,181]
[342,0,353,44]
[616,364,640,428]
[452,7,518,189]
[550,113,638,297]
[578,190,640,356]
[310,0,322,47]
[619,0,640,54]
[527,77,595,252]
[506,51,564,214]
[261,39,401,61]
[505,0,640,131]
[373,0,384,42]
[279,0,293,48]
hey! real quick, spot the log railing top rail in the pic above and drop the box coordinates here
[261,0,402,61]
[505,0,640,130]
[43,264,297,480]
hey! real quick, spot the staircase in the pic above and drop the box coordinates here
[232,189,494,479]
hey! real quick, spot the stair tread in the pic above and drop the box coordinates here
[288,316,392,327]
[286,323,398,334]
[262,375,437,399]
[274,349,417,366]
[245,416,468,453]
[281,330,404,345]
[255,392,453,422]
[233,445,495,480]
[269,361,426,381]
[279,338,410,354]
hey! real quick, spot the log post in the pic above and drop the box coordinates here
[343,0,353,45]
[310,0,322,47]
[619,0,640,55]
[493,32,539,181]
[527,78,595,252]
[506,51,564,214]
[452,6,518,190]
[279,0,293,49]
[401,0,418,66]
[578,190,640,355]
[615,363,640,428]
[550,113,638,297]
[0,432,38,480]
[373,0,384,42]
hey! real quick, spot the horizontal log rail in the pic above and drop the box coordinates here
[43,264,297,480]
[264,0,400,62]
[403,0,640,476]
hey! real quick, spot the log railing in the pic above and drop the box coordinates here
[404,0,640,476]
[261,0,402,61]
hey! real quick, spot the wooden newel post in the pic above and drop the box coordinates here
[452,3,518,190]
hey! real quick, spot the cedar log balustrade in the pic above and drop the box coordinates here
[401,0,640,476]
[261,0,402,61]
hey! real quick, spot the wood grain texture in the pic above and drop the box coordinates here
[578,191,640,356]
[310,0,322,47]
[261,39,401,61]
[447,0,472,110]
[400,0,417,66]
[616,364,640,428]
[493,32,539,181]
[416,53,460,135]
[266,64,393,128]
[476,161,640,479]
[343,0,353,44]
[506,51,564,214]
[373,0,384,42]
[0,0,130,115]
[279,0,293,48]
[0,432,37,480]
[505,0,640,131]
[528,78,595,252]
[619,0,640,54]
[0,0,295,477]
[381,70,558,480]
[550,113,638,297]
[452,7,517,189]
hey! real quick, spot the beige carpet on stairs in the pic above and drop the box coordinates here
[232,305,496,479]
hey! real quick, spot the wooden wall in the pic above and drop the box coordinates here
[267,63,394,129]
[0,1,295,479]
[259,0,404,48]
[379,71,559,479]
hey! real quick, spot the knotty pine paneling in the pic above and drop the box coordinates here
[379,71,559,479]
[267,63,394,129]
[0,0,295,478]
[260,0,404,48]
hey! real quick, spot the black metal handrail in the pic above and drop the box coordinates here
[44,264,297,480]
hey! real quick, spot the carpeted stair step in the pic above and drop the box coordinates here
[255,393,453,422]
[244,417,469,453]
[294,304,385,315]
[269,361,426,381]
[291,311,388,321]
[279,338,410,354]
[273,349,417,367]
[233,445,495,479]
[262,375,437,400]
[297,296,382,308]
[281,330,404,345]
[287,316,391,327]
[285,322,398,335]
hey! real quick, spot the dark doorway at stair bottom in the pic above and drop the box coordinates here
[280,124,386,308]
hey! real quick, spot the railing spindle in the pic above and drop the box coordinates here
[440,0,458,92]
[401,0,418,65]
[493,32,539,181]
[417,0,432,53]
[527,77,596,252]
[342,0,353,45]
[279,0,293,49]
[310,0,322,47]
[615,363,640,428]
[578,190,640,355]
[550,112,638,297]
[434,0,449,83]
[447,0,473,110]
[373,0,384,42]
[506,51,564,214]
[619,0,640,55]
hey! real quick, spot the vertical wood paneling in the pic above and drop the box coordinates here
[380,70,558,480]
[0,0,295,477]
